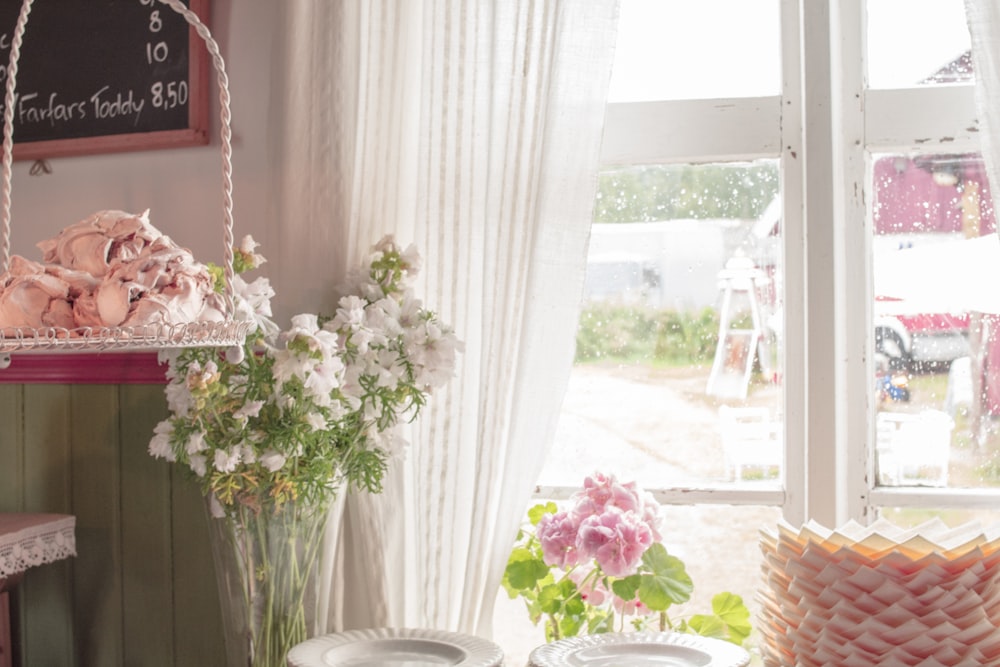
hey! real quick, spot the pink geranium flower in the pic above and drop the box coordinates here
[612,591,657,617]
[577,507,654,577]
[573,473,644,516]
[536,511,582,568]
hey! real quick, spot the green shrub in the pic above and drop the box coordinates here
[575,304,722,367]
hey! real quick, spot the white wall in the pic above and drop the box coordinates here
[6,0,283,299]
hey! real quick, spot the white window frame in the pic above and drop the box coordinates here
[536,0,1000,524]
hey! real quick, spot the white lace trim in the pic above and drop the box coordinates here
[0,514,76,578]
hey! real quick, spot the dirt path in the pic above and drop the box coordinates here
[542,363,780,487]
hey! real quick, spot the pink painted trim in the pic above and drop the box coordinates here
[0,353,167,384]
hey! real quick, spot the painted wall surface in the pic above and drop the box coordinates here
[0,2,286,664]
[0,383,227,666]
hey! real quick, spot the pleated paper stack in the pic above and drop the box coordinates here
[758,519,1000,667]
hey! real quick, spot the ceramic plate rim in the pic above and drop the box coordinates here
[528,631,750,667]
[286,627,504,667]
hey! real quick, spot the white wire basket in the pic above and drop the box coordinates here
[0,0,251,360]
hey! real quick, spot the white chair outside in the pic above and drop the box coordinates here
[944,356,973,417]
[875,410,954,487]
[718,405,782,482]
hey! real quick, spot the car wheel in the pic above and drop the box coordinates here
[875,328,909,369]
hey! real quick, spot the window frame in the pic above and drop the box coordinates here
[535,0,1000,523]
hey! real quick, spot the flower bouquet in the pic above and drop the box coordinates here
[503,473,751,645]
[149,235,460,667]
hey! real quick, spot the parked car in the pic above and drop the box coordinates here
[874,305,969,368]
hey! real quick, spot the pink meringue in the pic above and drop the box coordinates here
[0,209,230,333]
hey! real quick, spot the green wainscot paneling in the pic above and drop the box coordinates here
[0,384,226,667]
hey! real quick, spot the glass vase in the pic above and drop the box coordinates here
[205,496,332,667]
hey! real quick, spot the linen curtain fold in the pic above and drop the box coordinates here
[270,0,619,637]
[967,0,1000,221]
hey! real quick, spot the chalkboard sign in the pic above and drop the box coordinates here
[0,0,210,160]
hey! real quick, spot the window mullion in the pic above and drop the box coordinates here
[799,0,841,526]
[866,86,980,153]
[780,0,806,526]
[834,0,875,524]
[600,98,782,165]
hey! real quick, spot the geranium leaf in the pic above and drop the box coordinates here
[538,583,564,615]
[564,595,586,617]
[712,592,752,644]
[636,545,693,610]
[687,614,728,639]
[558,576,579,597]
[528,502,558,526]
[508,547,535,564]
[588,610,615,634]
[559,614,584,639]
[505,556,549,590]
[611,574,641,601]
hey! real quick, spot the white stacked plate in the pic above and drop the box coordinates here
[527,631,750,667]
[758,519,1000,666]
[286,627,504,667]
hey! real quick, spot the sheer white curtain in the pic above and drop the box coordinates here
[269,0,619,636]
[967,0,1000,218]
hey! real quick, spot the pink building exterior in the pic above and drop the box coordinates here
[872,155,995,236]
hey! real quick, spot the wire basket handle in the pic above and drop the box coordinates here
[0,0,236,314]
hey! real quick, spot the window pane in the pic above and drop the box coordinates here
[871,153,1000,489]
[537,162,783,490]
[866,0,972,89]
[609,0,781,102]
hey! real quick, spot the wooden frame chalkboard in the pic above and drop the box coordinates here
[0,0,210,160]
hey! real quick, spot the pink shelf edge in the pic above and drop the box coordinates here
[0,352,167,384]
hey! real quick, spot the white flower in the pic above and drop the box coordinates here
[368,297,403,338]
[411,323,462,388]
[259,449,287,472]
[214,448,240,474]
[186,360,219,391]
[348,326,377,354]
[338,365,365,410]
[326,398,349,422]
[302,357,345,404]
[185,431,207,455]
[305,411,327,432]
[373,349,405,388]
[238,444,257,464]
[164,381,195,417]
[188,454,207,477]
[399,243,422,276]
[331,295,366,332]
[397,291,423,328]
[233,274,278,336]
[271,347,312,384]
[233,400,265,420]
[373,234,398,255]
[148,420,176,461]
[287,313,320,336]
[238,235,267,268]
[208,494,226,518]
[359,280,386,302]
